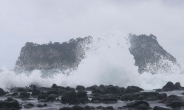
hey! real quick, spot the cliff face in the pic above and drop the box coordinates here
[15,36,92,72]
[129,34,180,74]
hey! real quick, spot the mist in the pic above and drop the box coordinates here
[0,0,184,69]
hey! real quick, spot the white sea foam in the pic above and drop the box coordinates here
[0,27,183,90]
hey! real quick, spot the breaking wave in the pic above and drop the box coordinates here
[0,27,183,90]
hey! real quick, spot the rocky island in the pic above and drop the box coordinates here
[15,34,180,74]
[14,36,92,72]
[129,34,180,74]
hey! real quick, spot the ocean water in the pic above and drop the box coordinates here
[0,27,183,90]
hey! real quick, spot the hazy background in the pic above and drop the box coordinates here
[0,0,184,69]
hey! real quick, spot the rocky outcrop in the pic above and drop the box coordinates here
[14,36,92,72]
[129,34,180,74]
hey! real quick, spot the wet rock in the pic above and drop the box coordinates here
[86,85,98,91]
[31,88,40,95]
[153,106,170,110]
[23,103,34,109]
[19,91,30,98]
[0,97,20,109]
[61,90,78,104]
[38,94,46,100]
[77,91,89,103]
[37,104,47,107]
[107,85,122,94]
[91,97,101,103]
[84,106,95,110]
[120,92,159,101]
[0,88,6,96]
[10,87,26,92]
[76,85,85,91]
[51,84,58,88]
[135,103,150,110]
[9,108,19,110]
[157,93,167,100]
[162,82,176,91]
[162,82,181,91]
[96,106,103,109]
[105,106,114,109]
[124,86,143,94]
[65,86,75,91]
[29,84,37,89]
[92,85,107,94]
[102,97,117,103]
[175,82,182,88]
[47,94,57,102]
[47,89,59,95]
[61,90,89,104]
[11,92,18,96]
[124,100,150,109]
[166,95,183,108]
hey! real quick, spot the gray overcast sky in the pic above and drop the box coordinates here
[0,0,184,69]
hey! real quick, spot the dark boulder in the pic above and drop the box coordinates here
[121,92,159,101]
[76,85,85,91]
[84,106,95,110]
[124,100,150,109]
[23,103,34,109]
[157,93,167,100]
[29,84,37,89]
[86,85,98,91]
[61,90,89,104]
[166,95,183,108]
[10,87,26,92]
[76,91,89,103]
[0,88,6,96]
[19,91,30,98]
[37,104,47,107]
[47,94,57,102]
[61,90,78,104]
[153,106,170,110]
[38,94,46,100]
[124,86,143,94]
[31,88,40,95]
[175,82,182,88]
[162,82,176,91]
[91,97,101,103]
[107,85,122,94]
[0,97,20,108]
[51,84,58,88]
[105,106,114,109]
[11,92,18,96]
[65,86,75,91]
[92,85,107,94]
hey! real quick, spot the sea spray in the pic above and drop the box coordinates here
[0,27,183,90]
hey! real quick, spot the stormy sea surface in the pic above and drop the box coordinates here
[0,28,184,110]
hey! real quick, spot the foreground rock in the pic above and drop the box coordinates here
[0,97,20,109]
[123,100,151,110]
[1,81,184,110]
[121,92,167,101]
[61,90,89,104]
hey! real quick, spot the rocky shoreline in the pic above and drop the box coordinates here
[0,81,184,110]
